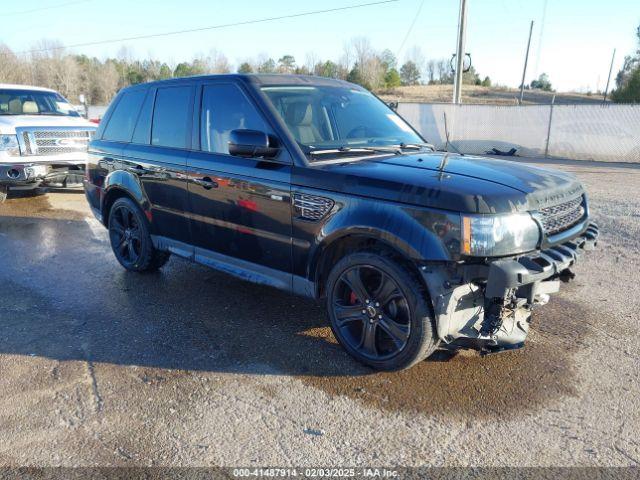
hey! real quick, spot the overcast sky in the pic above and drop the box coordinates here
[2,0,638,92]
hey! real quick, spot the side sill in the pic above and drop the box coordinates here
[151,235,194,261]
[150,235,316,299]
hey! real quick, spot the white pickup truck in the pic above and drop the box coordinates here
[0,84,96,203]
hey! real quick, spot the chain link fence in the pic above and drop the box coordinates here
[397,103,640,162]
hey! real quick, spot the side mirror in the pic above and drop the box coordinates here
[228,129,279,159]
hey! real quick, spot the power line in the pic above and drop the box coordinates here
[9,0,399,57]
[396,0,425,59]
[0,0,92,17]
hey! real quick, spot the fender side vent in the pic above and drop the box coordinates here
[293,193,334,221]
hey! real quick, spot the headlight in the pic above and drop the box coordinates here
[461,213,540,257]
[0,135,20,156]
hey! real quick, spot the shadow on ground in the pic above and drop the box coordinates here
[0,212,592,419]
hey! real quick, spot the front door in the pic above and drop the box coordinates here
[186,82,292,281]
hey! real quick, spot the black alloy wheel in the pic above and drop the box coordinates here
[108,197,170,272]
[333,265,410,360]
[110,203,143,267]
[327,252,438,370]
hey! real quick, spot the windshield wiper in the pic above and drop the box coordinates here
[308,145,402,157]
[396,142,436,151]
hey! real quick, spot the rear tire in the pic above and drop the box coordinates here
[326,251,438,371]
[108,197,170,272]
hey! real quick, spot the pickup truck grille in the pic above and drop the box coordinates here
[539,195,586,236]
[19,129,92,156]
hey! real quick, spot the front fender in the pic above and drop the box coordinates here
[306,199,461,279]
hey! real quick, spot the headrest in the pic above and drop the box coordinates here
[8,99,22,114]
[22,101,39,114]
[285,101,313,126]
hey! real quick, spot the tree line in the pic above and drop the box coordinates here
[0,37,492,105]
[3,29,639,105]
[612,24,640,103]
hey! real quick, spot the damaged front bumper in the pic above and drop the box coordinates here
[421,222,599,354]
[0,162,85,189]
[0,163,48,187]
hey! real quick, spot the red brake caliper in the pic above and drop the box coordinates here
[349,291,358,305]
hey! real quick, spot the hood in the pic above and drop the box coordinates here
[0,115,94,134]
[300,152,583,214]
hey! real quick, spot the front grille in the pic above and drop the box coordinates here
[20,129,92,156]
[293,193,334,221]
[22,132,33,154]
[539,195,586,235]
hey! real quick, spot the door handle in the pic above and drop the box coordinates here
[193,176,218,189]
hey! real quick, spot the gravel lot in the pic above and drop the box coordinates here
[0,158,638,469]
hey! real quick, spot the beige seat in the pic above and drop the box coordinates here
[22,101,39,114]
[284,102,322,144]
[8,99,22,114]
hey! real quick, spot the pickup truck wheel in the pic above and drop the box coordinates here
[108,197,170,272]
[0,185,7,203]
[326,252,438,371]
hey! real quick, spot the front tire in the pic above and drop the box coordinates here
[108,197,170,272]
[0,185,7,203]
[326,251,438,371]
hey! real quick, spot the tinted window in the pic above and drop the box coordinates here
[261,86,423,155]
[152,86,191,149]
[102,89,146,142]
[131,88,154,144]
[200,84,269,154]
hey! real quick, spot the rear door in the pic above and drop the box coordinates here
[122,84,194,252]
[88,88,147,215]
[186,81,293,279]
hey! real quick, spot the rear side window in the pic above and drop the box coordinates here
[102,89,146,142]
[200,84,269,154]
[151,86,191,149]
[131,88,154,144]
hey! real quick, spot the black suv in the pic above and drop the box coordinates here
[85,74,598,371]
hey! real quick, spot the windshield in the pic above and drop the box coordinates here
[260,85,425,157]
[0,89,80,117]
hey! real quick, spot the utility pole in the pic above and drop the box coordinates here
[533,0,548,79]
[603,48,616,104]
[452,0,468,104]
[519,20,534,105]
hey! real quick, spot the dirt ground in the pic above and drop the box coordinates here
[0,158,638,469]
